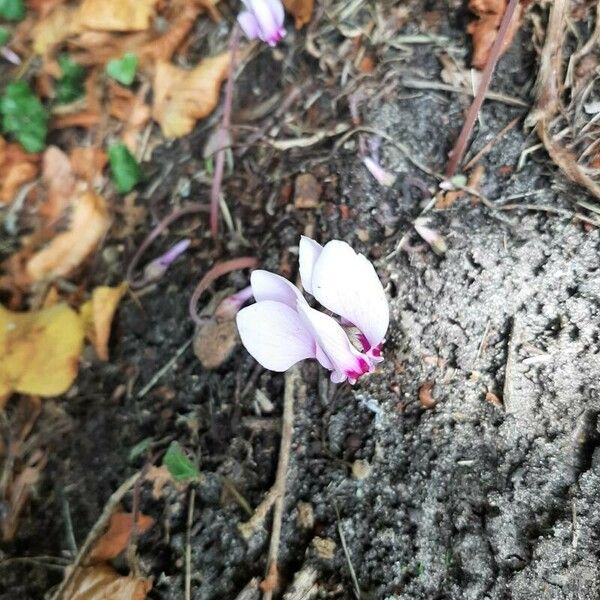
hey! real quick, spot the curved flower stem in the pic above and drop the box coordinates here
[188,256,257,326]
[126,203,209,289]
[210,24,241,239]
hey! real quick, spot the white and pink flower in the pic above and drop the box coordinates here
[237,0,286,47]
[236,237,389,384]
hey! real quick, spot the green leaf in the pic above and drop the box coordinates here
[128,437,152,462]
[162,442,200,482]
[108,142,142,193]
[55,54,86,104]
[106,52,138,86]
[0,0,25,21]
[0,26,11,45]
[0,81,48,152]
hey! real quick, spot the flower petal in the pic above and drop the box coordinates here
[298,236,323,295]
[250,270,303,307]
[237,10,260,40]
[296,300,371,384]
[264,0,285,26]
[236,301,316,371]
[310,240,389,349]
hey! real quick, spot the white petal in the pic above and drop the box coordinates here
[296,301,371,384]
[236,301,316,371]
[250,270,303,307]
[311,240,389,349]
[264,0,285,26]
[250,0,278,41]
[298,236,323,295]
[237,10,260,40]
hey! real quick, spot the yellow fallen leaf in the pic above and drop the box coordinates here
[0,303,84,398]
[62,565,152,600]
[31,6,82,55]
[152,52,231,138]
[80,283,127,361]
[0,137,40,206]
[79,0,160,32]
[26,189,111,283]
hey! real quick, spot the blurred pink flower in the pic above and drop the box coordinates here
[237,0,286,47]
[236,237,389,384]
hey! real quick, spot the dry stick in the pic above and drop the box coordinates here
[261,367,298,600]
[445,0,521,178]
[210,25,241,239]
[185,489,196,600]
[51,472,142,600]
[463,116,521,171]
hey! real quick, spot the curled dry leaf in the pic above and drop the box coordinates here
[26,189,111,283]
[152,51,231,138]
[39,146,77,221]
[283,0,314,28]
[80,283,128,361]
[418,382,436,409]
[89,511,155,563]
[468,0,524,69]
[0,137,40,206]
[79,0,160,32]
[62,565,152,600]
[0,303,84,399]
[69,147,108,184]
[31,6,81,55]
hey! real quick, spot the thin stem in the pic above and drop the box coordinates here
[210,25,241,239]
[445,0,521,178]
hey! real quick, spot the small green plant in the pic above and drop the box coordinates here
[55,55,86,104]
[0,26,11,45]
[163,442,201,482]
[0,0,25,21]
[0,81,48,152]
[106,52,138,86]
[108,142,143,193]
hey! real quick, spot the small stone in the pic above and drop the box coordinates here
[351,459,371,480]
[254,389,274,414]
[193,319,239,369]
[312,536,336,559]
[296,501,314,530]
[294,173,322,209]
[356,228,370,242]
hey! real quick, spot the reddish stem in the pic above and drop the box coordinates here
[445,0,521,178]
[210,25,241,239]
[189,256,257,326]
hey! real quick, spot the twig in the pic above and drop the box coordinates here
[401,78,528,108]
[333,501,361,599]
[58,489,78,558]
[445,0,521,177]
[463,116,521,170]
[136,337,193,399]
[50,472,142,600]
[261,367,299,600]
[502,317,520,413]
[269,123,351,150]
[185,489,196,600]
[210,25,241,239]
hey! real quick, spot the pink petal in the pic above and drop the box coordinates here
[298,236,323,295]
[237,10,260,40]
[250,270,303,307]
[264,0,285,26]
[236,301,316,371]
[310,240,389,349]
[296,301,372,384]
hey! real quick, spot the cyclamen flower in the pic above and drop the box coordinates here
[237,0,286,47]
[236,237,389,384]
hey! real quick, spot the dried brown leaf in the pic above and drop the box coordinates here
[0,138,39,206]
[89,512,154,563]
[283,0,314,28]
[62,565,152,600]
[79,0,160,32]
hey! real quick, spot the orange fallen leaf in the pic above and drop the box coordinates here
[0,138,40,206]
[69,147,108,183]
[0,303,84,398]
[467,0,524,69]
[89,511,154,563]
[152,51,231,138]
[283,0,314,28]
[79,0,160,32]
[26,189,111,283]
[62,565,152,600]
[80,283,127,361]
[39,146,77,222]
